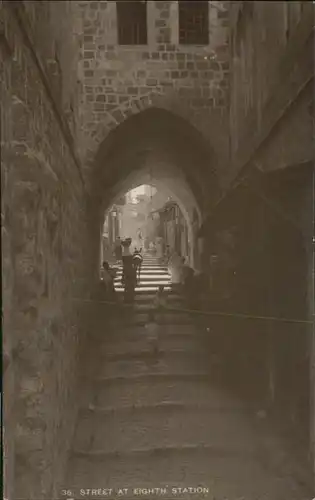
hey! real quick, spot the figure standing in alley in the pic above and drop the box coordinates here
[137,228,143,249]
[156,237,164,264]
[121,238,136,303]
[122,257,136,304]
[133,247,143,284]
[164,244,171,265]
[114,236,122,262]
[121,237,132,263]
[100,261,116,300]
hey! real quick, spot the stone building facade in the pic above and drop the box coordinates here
[1,0,314,497]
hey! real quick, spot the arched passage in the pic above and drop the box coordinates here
[101,164,202,267]
[87,107,220,275]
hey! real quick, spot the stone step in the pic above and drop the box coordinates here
[95,313,195,325]
[124,313,196,325]
[115,265,168,271]
[92,322,201,338]
[132,303,183,312]
[115,284,172,290]
[64,448,304,499]
[115,286,172,293]
[122,305,187,314]
[84,348,215,369]
[116,273,168,277]
[80,380,249,410]
[87,329,208,353]
[114,275,169,280]
[134,299,183,306]
[72,407,259,454]
[133,272,169,276]
[132,293,181,301]
[80,401,253,416]
[89,315,198,332]
[85,352,212,379]
[139,266,164,269]
[142,260,164,264]
[117,269,168,274]
[90,347,209,362]
[85,342,209,362]
[117,275,170,280]
[115,270,170,276]
[115,280,171,286]
[88,373,216,389]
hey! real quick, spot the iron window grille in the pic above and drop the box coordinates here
[116,0,147,45]
[178,0,209,45]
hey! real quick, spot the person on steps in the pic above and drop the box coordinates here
[114,237,122,263]
[132,248,143,284]
[121,238,136,303]
[122,257,136,304]
[100,261,116,300]
[164,244,171,265]
[121,237,132,263]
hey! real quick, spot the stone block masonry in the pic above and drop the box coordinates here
[1,3,93,499]
[75,1,230,172]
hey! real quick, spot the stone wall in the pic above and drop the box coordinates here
[228,1,313,182]
[228,0,314,479]
[17,0,82,141]
[1,2,91,498]
[75,0,231,180]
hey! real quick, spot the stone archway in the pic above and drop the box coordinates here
[83,91,217,165]
[101,164,202,268]
[87,107,220,275]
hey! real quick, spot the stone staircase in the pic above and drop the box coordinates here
[114,254,174,307]
[63,255,311,499]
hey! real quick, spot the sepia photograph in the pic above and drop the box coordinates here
[1,1,314,499]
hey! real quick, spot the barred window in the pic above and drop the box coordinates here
[116,1,147,45]
[178,1,209,45]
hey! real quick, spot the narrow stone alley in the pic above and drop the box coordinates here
[63,254,311,499]
[1,1,314,499]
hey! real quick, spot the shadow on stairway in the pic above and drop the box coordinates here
[60,256,312,500]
